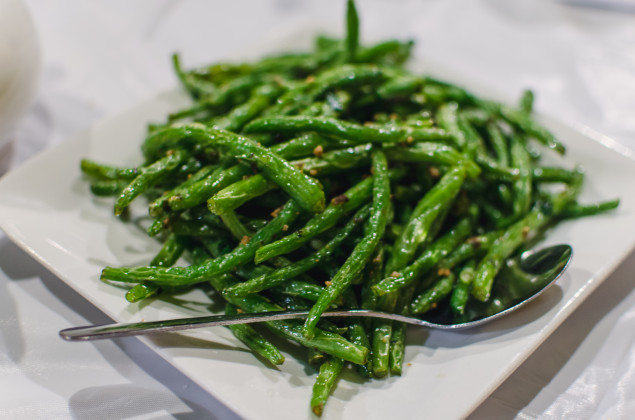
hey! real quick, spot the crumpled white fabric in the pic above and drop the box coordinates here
[0,241,204,419]
[469,248,635,419]
[2,0,634,419]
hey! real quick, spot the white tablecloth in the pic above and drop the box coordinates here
[1,0,634,418]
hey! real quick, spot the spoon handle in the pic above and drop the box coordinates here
[59,309,428,341]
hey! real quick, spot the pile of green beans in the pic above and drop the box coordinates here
[80,0,618,415]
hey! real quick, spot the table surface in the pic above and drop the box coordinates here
[1,1,634,419]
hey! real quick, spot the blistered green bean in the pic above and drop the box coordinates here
[115,149,188,216]
[373,214,474,296]
[302,149,390,339]
[143,124,325,213]
[225,205,369,297]
[244,115,451,144]
[101,200,301,285]
[225,303,285,365]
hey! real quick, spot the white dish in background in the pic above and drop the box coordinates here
[0,0,40,147]
[1,57,635,419]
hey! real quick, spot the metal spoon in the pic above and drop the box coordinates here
[59,244,572,341]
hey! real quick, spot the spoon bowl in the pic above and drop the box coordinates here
[59,244,572,341]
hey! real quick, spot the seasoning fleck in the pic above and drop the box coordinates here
[437,268,451,277]
[331,194,349,205]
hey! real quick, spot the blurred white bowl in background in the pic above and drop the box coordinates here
[0,0,40,148]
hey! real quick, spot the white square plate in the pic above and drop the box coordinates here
[1,65,635,419]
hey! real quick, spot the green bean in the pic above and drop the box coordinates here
[373,214,474,296]
[244,116,452,144]
[146,219,166,237]
[495,104,566,155]
[371,319,391,377]
[422,76,484,105]
[302,149,390,339]
[388,283,417,375]
[89,179,128,196]
[384,142,480,178]
[519,89,534,114]
[208,175,276,216]
[388,323,406,375]
[356,39,414,65]
[80,159,139,181]
[377,74,424,100]
[425,78,565,155]
[220,210,252,240]
[458,113,488,159]
[461,108,490,126]
[315,35,340,52]
[270,280,325,302]
[267,292,348,332]
[209,273,368,365]
[188,61,251,84]
[311,356,345,416]
[125,283,160,303]
[547,166,584,215]
[471,208,549,302]
[361,246,384,312]
[150,133,328,217]
[308,348,327,365]
[142,124,325,213]
[370,187,456,376]
[211,82,283,132]
[478,199,506,227]
[438,231,500,270]
[508,133,533,221]
[264,64,385,116]
[224,205,369,297]
[114,149,188,216]
[532,166,579,184]
[453,111,505,177]
[255,175,373,264]
[293,143,374,176]
[385,166,467,273]
[172,53,218,99]
[436,102,465,150]
[253,42,344,77]
[225,303,285,366]
[497,183,514,209]
[169,74,264,122]
[252,55,318,77]
[125,234,188,303]
[450,259,476,315]
[409,272,456,315]
[335,288,373,378]
[270,133,343,160]
[310,64,382,97]
[277,321,367,363]
[168,218,226,237]
[101,200,301,285]
[207,144,373,215]
[346,321,373,378]
[148,164,218,217]
[150,233,188,267]
[254,167,407,267]
[560,199,620,219]
[346,0,359,62]
[475,156,520,182]
[485,121,509,167]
